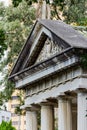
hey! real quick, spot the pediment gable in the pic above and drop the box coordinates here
[9,19,87,79]
[36,38,64,63]
[22,26,69,68]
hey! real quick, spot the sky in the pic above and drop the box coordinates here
[0,0,10,6]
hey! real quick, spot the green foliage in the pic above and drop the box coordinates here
[12,0,87,25]
[15,90,24,115]
[0,3,7,59]
[63,0,87,25]
[0,0,35,67]
[12,0,38,7]
[0,120,16,130]
[0,1,36,108]
[80,54,87,68]
[50,0,87,25]
[5,1,35,64]
[0,29,7,59]
[0,75,15,107]
[50,0,65,20]
[12,0,22,7]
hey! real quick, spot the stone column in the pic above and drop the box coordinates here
[67,99,72,130]
[41,105,54,130]
[77,92,87,130]
[58,98,72,130]
[26,110,38,130]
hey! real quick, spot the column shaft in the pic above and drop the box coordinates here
[67,100,72,130]
[78,93,87,130]
[41,105,54,130]
[58,99,72,130]
[26,111,37,130]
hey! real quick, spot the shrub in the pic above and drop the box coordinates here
[0,120,16,130]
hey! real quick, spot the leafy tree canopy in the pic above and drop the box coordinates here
[63,0,87,25]
[0,3,7,59]
[0,0,36,108]
[12,0,22,7]
[0,0,86,109]
[12,0,87,25]
[12,0,37,7]
[0,29,7,59]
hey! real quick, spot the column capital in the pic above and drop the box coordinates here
[57,92,74,101]
[39,98,57,107]
[75,88,87,94]
[21,104,40,111]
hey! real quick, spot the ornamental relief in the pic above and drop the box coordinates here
[36,38,63,63]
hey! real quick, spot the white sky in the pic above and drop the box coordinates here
[0,0,10,6]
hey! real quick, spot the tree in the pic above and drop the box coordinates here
[12,0,37,7]
[0,120,16,130]
[0,3,8,61]
[0,28,7,59]
[12,0,87,25]
[0,3,7,59]
[0,0,36,108]
[12,0,22,7]
[63,0,87,25]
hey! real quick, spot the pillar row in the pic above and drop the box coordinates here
[58,98,72,130]
[41,105,54,130]
[26,110,38,130]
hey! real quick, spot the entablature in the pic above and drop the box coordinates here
[15,49,79,88]
[25,66,82,98]
[11,48,76,79]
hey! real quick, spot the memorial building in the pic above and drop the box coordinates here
[9,19,87,130]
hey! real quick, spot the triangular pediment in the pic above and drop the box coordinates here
[22,26,69,68]
[9,19,87,79]
[35,38,64,63]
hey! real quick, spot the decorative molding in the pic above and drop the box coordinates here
[15,56,79,88]
[25,67,82,97]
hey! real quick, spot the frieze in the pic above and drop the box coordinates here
[26,67,82,97]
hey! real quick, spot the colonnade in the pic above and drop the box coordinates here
[26,92,87,130]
